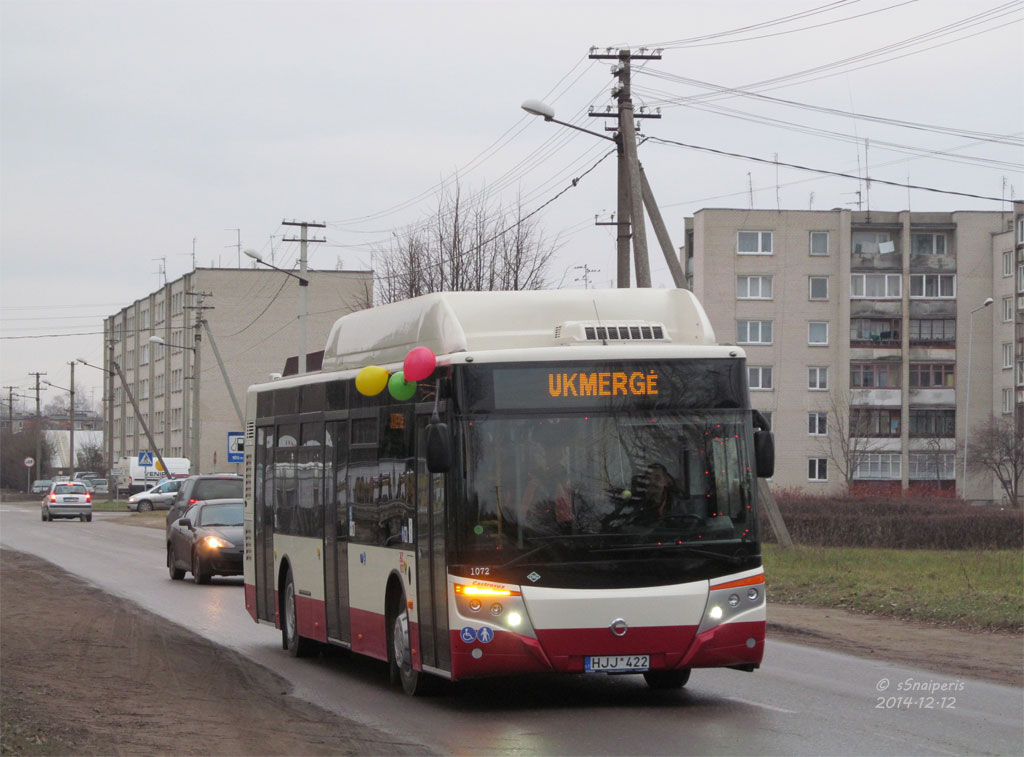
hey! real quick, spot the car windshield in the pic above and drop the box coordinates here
[193,479,242,500]
[198,503,243,527]
[457,410,756,566]
[54,484,87,494]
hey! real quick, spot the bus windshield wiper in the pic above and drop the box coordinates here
[591,543,749,565]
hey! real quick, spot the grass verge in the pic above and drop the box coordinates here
[763,544,1023,633]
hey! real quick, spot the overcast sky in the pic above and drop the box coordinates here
[2,0,1022,409]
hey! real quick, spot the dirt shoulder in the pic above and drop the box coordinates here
[0,549,430,757]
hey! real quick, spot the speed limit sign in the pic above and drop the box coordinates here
[24,457,35,468]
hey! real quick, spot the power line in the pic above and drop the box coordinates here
[646,135,1013,203]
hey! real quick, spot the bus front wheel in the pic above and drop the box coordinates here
[388,591,435,696]
[282,567,312,658]
[643,669,691,689]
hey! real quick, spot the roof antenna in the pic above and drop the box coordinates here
[593,299,607,346]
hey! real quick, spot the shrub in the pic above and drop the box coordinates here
[763,490,1023,550]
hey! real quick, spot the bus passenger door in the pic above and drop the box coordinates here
[415,409,450,673]
[255,425,276,623]
[324,420,350,643]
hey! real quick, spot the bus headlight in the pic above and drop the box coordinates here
[453,580,536,638]
[698,573,765,634]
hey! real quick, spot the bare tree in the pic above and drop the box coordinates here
[965,416,1023,506]
[373,181,561,304]
[814,388,891,489]
[77,440,106,475]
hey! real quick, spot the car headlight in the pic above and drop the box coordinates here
[201,535,230,549]
[128,496,137,503]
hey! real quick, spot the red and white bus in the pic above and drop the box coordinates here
[243,289,773,694]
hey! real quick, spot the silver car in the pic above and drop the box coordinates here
[127,479,183,512]
[41,481,93,522]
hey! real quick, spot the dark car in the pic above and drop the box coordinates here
[166,474,243,533]
[167,499,244,584]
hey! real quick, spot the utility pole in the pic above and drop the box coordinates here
[29,372,45,482]
[111,360,168,479]
[586,48,685,290]
[185,292,213,473]
[282,220,325,374]
[573,264,599,289]
[69,361,75,477]
[3,386,15,431]
[107,340,116,500]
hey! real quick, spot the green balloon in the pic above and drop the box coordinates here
[388,370,417,401]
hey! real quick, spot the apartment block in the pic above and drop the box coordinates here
[103,267,372,475]
[684,204,1023,504]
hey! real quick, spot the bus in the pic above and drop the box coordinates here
[243,288,774,695]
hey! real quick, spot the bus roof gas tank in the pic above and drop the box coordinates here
[321,289,716,372]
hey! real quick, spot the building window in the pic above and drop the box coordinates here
[808,412,828,435]
[737,275,773,299]
[852,231,896,255]
[1018,216,1024,244]
[1004,296,1014,322]
[139,379,149,400]
[808,458,828,481]
[909,453,955,481]
[748,366,773,390]
[909,363,954,388]
[155,374,165,397]
[1004,388,1014,414]
[809,276,829,300]
[1004,251,1014,277]
[1017,359,1024,387]
[909,273,955,299]
[808,366,828,390]
[1018,264,1024,293]
[909,318,955,344]
[911,233,947,255]
[851,318,900,345]
[851,362,900,388]
[853,453,902,480]
[850,408,901,437]
[851,273,901,299]
[738,230,773,255]
[909,408,955,437]
[808,321,829,345]
[737,320,772,344]
[810,231,829,256]
[1004,343,1014,370]
[140,344,149,366]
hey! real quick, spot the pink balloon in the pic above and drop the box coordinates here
[403,346,436,382]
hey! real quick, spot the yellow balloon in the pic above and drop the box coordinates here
[355,365,389,396]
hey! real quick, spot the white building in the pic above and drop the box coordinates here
[683,204,1023,504]
[104,266,372,475]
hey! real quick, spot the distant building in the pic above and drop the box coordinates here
[683,204,1023,504]
[104,266,373,475]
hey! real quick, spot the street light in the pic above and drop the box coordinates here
[245,247,310,376]
[962,296,994,498]
[42,369,75,478]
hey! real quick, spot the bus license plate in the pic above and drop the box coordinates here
[585,655,649,672]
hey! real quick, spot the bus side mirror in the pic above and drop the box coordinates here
[754,430,774,478]
[752,410,774,478]
[426,421,452,473]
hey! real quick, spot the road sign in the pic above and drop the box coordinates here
[227,432,244,464]
[24,457,35,468]
[138,451,154,466]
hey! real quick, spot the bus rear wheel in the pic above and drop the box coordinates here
[643,669,691,689]
[282,567,312,657]
[388,591,435,696]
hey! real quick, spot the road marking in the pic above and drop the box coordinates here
[727,696,797,714]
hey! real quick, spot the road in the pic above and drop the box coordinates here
[1,501,1021,756]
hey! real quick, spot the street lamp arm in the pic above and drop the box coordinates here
[245,248,309,285]
[521,99,616,142]
[547,116,617,142]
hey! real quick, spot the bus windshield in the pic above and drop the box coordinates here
[457,409,757,571]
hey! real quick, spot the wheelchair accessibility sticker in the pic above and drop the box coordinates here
[460,626,495,644]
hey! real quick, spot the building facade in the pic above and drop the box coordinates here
[684,205,1023,504]
[104,267,372,475]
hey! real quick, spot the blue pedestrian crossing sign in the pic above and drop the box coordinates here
[138,451,154,466]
